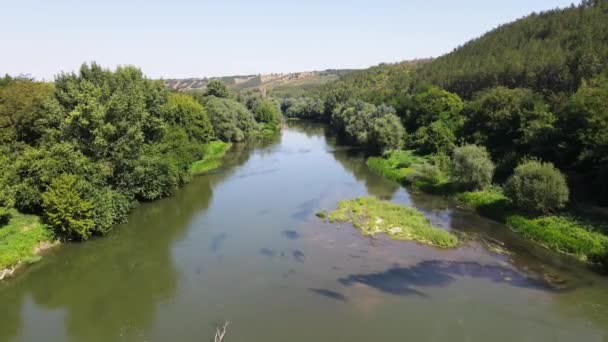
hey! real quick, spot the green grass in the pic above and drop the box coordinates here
[367,150,454,195]
[0,209,54,270]
[507,215,608,261]
[456,188,512,219]
[327,197,458,248]
[190,141,231,176]
[258,122,281,137]
[457,188,608,263]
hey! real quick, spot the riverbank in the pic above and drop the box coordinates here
[367,150,608,267]
[1,141,232,280]
[0,210,55,279]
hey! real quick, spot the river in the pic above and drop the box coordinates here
[1,121,608,341]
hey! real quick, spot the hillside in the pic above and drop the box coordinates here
[417,0,608,98]
[164,69,356,96]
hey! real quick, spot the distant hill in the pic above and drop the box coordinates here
[417,1,608,98]
[164,69,357,96]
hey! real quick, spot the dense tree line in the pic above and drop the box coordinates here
[284,0,608,205]
[0,64,278,240]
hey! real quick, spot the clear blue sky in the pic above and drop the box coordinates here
[0,0,575,80]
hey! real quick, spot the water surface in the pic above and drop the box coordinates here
[1,122,608,341]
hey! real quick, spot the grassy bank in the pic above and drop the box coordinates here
[326,197,458,248]
[0,210,54,273]
[190,141,231,175]
[456,189,608,262]
[367,151,608,264]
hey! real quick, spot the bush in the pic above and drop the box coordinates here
[204,96,258,142]
[406,162,444,185]
[505,160,569,213]
[451,144,495,190]
[0,207,11,226]
[41,174,95,240]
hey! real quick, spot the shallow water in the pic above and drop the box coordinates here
[1,122,608,342]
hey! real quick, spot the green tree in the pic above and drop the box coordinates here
[283,97,325,120]
[254,99,281,124]
[464,87,555,158]
[205,80,230,98]
[410,120,456,155]
[370,110,405,151]
[332,100,405,152]
[204,96,258,142]
[561,74,608,166]
[162,92,214,143]
[0,79,54,144]
[403,85,463,132]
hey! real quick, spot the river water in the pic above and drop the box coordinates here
[1,122,608,341]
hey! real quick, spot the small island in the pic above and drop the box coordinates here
[326,197,458,248]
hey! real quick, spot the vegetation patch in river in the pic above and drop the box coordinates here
[190,141,231,175]
[327,197,458,248]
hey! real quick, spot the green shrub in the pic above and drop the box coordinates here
[505,160,569,213]
[41,174,95,241]
[451,144,495,190]
[406,162,443,185]
[0,207,11,226]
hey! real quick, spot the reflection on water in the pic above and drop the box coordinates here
[1,121,607,342]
